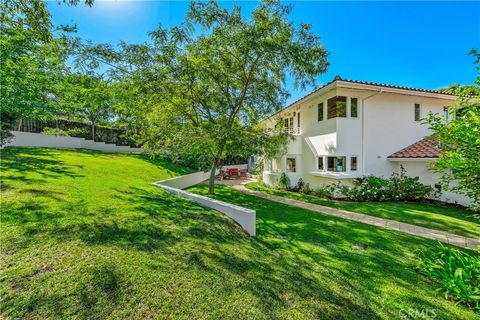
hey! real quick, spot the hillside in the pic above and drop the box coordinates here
[0,147,477,319]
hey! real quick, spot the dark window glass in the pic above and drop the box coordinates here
[327,96,347,119]
[327,156,346,172]
[318,157,324,170]
[286,158,296,172]
[297,112,300,130]
[327,157,335,171]
[351,157,357,171]
[351,98,358,118]
[284,118,289,128]
[337,96,347,117]
[443,106,448,120]
[318,103,324,121]
[414,104,421,121]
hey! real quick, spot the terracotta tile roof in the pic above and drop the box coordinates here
[268,76,455,119]
[388,138,440,159]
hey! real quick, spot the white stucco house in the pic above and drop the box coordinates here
[261,76,471,206]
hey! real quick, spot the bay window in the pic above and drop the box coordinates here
[327,96,347,119]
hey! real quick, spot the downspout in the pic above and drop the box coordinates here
[361,89,383,175]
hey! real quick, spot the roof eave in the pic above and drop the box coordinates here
[337,81,457,100]
[388,157,438,162]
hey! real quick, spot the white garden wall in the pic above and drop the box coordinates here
[153,172,256,236]
[4,131,144,153]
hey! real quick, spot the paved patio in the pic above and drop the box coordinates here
[227,180,480,250]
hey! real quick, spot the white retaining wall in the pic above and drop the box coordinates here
[4,131,144,153]
[153,172,256,236]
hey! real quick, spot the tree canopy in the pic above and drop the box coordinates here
[109,0,329,193]
[426,49,480,209]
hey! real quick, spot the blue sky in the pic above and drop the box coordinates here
[48,1,480,104]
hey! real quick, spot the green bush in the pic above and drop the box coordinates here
[276,172,290,190]
[339,166,433,202]
[312,184,336,199]
[417,244,480,310]
[42,127,70,136]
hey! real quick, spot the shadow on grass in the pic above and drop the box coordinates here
[186,184,472,319]
[0,147,84,184]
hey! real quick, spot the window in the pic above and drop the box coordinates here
[286,158,296,172]
[297,112,300,130]
[351,98,358,118]
[289,117,293,128]
[327,96,347,119]
[414,103,421,121]
[350,156,357,171]
[284,118,289,129]
[318,157,324,170]
[443,106,449,120]
[317,103,324,121]
[327,156,346,172]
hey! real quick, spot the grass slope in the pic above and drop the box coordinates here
[245,182,480,239]
[0,147,478,319]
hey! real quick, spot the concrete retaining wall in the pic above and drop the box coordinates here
[4,131,144,153]
[153,172,256,236]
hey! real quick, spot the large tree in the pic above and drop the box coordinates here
[57,73,113,140]
[0,0,94,145]
[111,0,328,193]
[426,49,480,209]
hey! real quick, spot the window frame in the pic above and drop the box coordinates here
[350,156,358,171]
[318,102,324,122]
[318,156,324,171]
[327,96,347,120]
[350,98,358,118]
[326,156,346,172]
[286,157,296,173]
[414,103,421,121]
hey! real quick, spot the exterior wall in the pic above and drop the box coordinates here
[260,81,470,205]
[396,161,472,207]
[362,92,450,177]
[4,131,144,153]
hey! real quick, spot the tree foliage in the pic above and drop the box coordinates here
[110,0,329,193]
[426,49,480,208]
[0,0,94,145]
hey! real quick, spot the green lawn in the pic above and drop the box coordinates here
[1,147,479,319]
[245,182,480,239]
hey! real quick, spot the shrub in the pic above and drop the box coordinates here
[42,127,70,136]
[312,184,336,199]
[388,165,433,201]
[417,243,480,310]
[341,176,390,202]
[276,172,290,190]
[295,178,305,193]
[303,182,312,195]
[339,166,433,202]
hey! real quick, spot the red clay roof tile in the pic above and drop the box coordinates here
[388,138,440,159]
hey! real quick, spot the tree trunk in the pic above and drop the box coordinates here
[208,158,218,195]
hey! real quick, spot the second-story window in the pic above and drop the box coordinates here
[327,96,347,119]
[414,103,421,121]
[318,103,324,121]
[297,112,300,131]
[443,106,449,120]
[351,98,358,118]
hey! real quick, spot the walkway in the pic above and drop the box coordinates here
[228,180,480,250]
